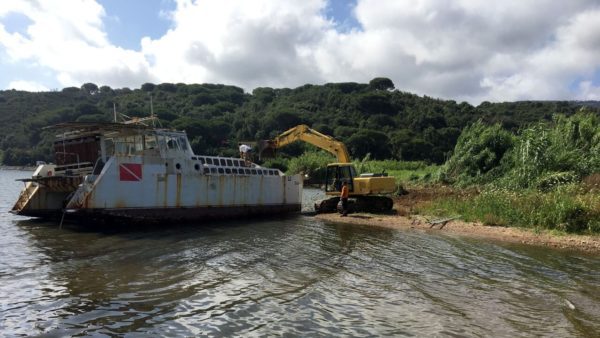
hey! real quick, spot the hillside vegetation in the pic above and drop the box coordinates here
[1,78,597,165]
[428,112,600,233]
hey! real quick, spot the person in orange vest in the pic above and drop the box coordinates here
[340,180,349,216]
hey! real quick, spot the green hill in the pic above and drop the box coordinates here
[0,78,597,165]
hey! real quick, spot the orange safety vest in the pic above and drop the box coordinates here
[340,185,349,198]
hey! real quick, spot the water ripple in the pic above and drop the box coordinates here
[0,178,599,336]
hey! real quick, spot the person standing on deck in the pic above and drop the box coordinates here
[340,180,349,216]
[239,143,252,161]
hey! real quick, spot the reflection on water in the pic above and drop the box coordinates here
[1,171,599,336]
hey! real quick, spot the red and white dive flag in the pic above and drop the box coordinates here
[119,163,142,181]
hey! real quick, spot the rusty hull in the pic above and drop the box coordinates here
[61,155,303,223]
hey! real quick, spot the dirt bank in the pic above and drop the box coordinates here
[316,213,600,254]
[315,188,600,254]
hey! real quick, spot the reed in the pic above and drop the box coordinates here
[428,112,600,233]
[424,185,600,233]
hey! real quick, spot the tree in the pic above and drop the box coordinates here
[157,83,177,92]
[141,83,156,92]
[76,103,101,116]
[357,92,396,115]
[346,130,391,159]
[99,86,113,95]
[369,77,395,91]
[263,111,303,135]
[81,83,99,95]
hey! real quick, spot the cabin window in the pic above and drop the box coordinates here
[245,169,251,174]
[194,164,200,171]
[156,135,167,152]
[204,167,210,174]
[144,135,158,150]
[226,159,233,166]
[218,168,224,174]
[210,167,217,174]
[199,157,205,164]
[206,158,213,165]
[166,136,179,150]
[112,135,143,155]
[178,136,189,152]
[225,168,231,174]
[220,159,226,166]
[104,138,115,158]
[251,169,257,175]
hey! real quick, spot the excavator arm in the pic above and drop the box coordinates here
[259,125,351,163]
[258,124,397,214]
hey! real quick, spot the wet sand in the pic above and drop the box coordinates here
[316,213,600,254]
[315,186,600,254]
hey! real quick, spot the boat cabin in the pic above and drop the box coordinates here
[48,122,280,177]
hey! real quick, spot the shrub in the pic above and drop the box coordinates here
[286,151,334,183]
[440,120,514,185]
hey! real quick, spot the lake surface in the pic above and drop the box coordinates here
[1,169,599,337]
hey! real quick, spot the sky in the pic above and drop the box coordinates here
[1,0,600,104]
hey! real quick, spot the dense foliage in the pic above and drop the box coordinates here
[435,112,600,233]
[0,79,598,165]
[440,112,600,190]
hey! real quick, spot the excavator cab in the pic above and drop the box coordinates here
[324,164,356,194]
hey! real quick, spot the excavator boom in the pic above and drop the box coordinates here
[259,125,351,163]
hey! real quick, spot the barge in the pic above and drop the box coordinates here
[11,120,302,224]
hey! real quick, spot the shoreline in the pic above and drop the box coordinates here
[315,213,600,254]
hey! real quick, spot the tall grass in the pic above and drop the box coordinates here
[274,150,439,185]
[353,155,439,184]
[431,112,600,233]
[424,185,600,233]
[440,112,600,190]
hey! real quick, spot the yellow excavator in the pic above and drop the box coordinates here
[258,125,397,213]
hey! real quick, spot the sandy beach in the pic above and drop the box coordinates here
[316,212,600,254]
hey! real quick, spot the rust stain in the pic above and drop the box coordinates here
[176,173,182,207]
[163,174,169,208]
[258,175,264,205]
[155,174,160,206]
[232,175,237,205]
[241,176,247,206]
[114,199,126,209]
[218,176,224,206]
[282,176,286,204]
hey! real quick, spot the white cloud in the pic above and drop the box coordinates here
[8,80,49,91]
[577,81,600,101]
[141,0,330,88]
[0,0,154,88]
[1,0,600,103]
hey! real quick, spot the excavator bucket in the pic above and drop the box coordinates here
[257,140,277,160]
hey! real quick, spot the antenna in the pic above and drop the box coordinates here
[113,103,117,123]
[150,94,154,117]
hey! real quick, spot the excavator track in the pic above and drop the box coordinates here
[314,196,394,214]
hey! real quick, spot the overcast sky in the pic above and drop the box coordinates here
[1,0,599,104]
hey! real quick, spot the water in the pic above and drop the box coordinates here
[1,170,599,337]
